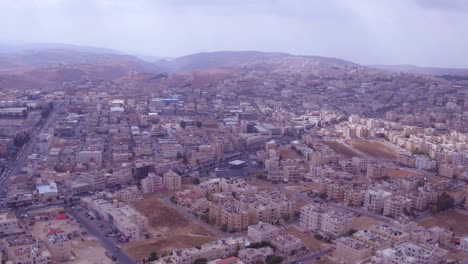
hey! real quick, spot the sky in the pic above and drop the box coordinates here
[1,0,468,67]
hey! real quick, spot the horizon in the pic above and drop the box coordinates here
[1,0,468,68]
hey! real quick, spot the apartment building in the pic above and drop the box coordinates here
[76,150,102,167]
[163,170,182,191]
[141,173,164,194]
[0,212,23,236]
[366,163,386,179]
[46,229,72,262]
[327,183,348,201]
[247,222,280,243]
[270,234,303,256]
[238,247,274,264]
[374,241,448,264]
[169,237,246,264]
[383,195,412,217]
[4,234,52,264]
[334,237,372,264]
[91,199,148,241]
[363,189,392,214]
[415,155,437,171]
[300,204,353,237]
[344,189,365,208]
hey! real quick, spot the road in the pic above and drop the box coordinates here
[65,206,137,264]
[287,247,332,264]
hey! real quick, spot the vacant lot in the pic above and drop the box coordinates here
[123,195,217,260]
[346,139,398,160]
[280,147,301,160]
[281,226,327,251]
[386,167,422,178]
[29,218,111,264]
[352,216,382,230]
[417,209,468,236]
[323,140,362,158]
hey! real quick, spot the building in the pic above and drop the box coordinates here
[168,237,246,264]
[0,212,23,236]
[374,241,448,264]
[91,199,148,241]
[270,234,303,257]
[299,204,353,237]
[383,195,412,217]
[163,170,182,191]
[363,189,392,214]
[4,234,52,264]
[76,150,102,167]
[334,237,372,264]
[247,222,280,243]
[141,173,164,194]
[238,247,274,264]
[46,229,72,262]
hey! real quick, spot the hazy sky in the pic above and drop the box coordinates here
[1,0,468,67]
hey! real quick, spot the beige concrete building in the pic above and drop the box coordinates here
[141,172,164,194]
[163,170,182,191]
[383,195,412,217]
[270,234,303,257]
[46,229,71,262]
[334,237,372,264]
[374,241,448,264]
[300,204,353,237]
[0,212,23,236]
[247,222,280,243]
[4,234,52,264]
[238,247,274,264]
[363,189,392,214]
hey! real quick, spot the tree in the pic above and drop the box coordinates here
[194,258,208,264]
[180,121,186,129]
[148,251,158,261]
[193,178,201,185]
[195,121,202,128]
[265,255,283,264]
[176,152,182,160]
[435,192,454,212]
[221,223,228,232]
[281,214,290,222]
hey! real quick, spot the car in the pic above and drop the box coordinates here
[81,231,87,235]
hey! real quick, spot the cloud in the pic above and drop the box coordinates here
[0,0,467,67]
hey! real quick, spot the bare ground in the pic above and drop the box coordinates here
[123,195,218,260]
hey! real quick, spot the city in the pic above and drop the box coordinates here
[0,1,467,264]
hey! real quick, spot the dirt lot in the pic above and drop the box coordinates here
[280,147,301,160]
[346,139,399,161]
[417,209,468,236]
[323,140,362,158]
[386,167,422,178]
[29,218,112,264]
[281,226,327,251]
[351,216,382,230]
[123,195,218,260]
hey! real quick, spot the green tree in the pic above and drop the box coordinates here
[435,192,454,212]
[148,251,158,261]
[195,121,202,128]
[180,121,186,129]
[194,258,208,264]
[176,152,182,160]
[265,255,283,264]
[193,178,201,185]
[221,223,228,232]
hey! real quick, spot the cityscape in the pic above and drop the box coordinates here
[0,1,468,264]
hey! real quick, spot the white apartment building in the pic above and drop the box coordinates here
[383,195,412,217]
